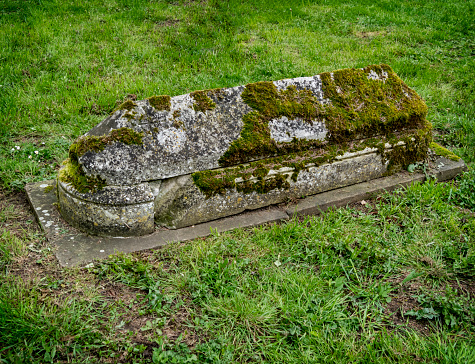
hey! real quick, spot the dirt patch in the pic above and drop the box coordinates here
[384,271,475,334]
[155,18,180,27]
[385,290,432,335]
[98,279,142,303]
[116,301,199,360]
[355,30,387,38]
[0,189,41,238]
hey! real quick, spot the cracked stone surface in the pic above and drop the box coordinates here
[81,87,252,185]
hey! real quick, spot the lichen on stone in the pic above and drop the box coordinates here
[378,120,432,175]
[429,141,460,161]
[147,95,171,111]
[69,127,143,163]
[218,82,328,167]
[60,127,144,193]
[320,64,428,144]
[190,90,216,112]
[193,121,432,198]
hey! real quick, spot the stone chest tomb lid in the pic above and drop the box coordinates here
[66,64,428,186]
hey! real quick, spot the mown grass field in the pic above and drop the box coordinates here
[0,0,474,362]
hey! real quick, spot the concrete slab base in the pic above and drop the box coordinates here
[25,157,467,267]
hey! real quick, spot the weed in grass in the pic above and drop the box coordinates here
[450,169,475,211]
[93,253,157,290]
[405,285,475,331]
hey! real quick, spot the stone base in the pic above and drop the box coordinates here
[25,156,467,267]
[57,180,155,237]
[155,148,389,228]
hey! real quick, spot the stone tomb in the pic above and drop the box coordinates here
[57,64,432,236]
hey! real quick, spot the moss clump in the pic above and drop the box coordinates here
[62,127,143,193]
[430,142,460,161]
[68,127,143,163]
[219,83,327,167]
[59,159,106,194]
[173,119,184,129]
[218,64,429,168]
[190,90,216,112]
[320,64,428,144]
[147,95,171,111]
[111,100,137,115]
[380,121,432,175]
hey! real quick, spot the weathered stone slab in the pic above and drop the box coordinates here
[73,64,427,185]
[81,88,251,184]
[286,156,467,217]
[56,64,433,236]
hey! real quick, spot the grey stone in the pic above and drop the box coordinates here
[58,180,154,237]
[155,148,387,228]
[432,157,467,181]
[269,116,327,142]
[81,87,252,184]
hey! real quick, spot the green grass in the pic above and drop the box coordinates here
[3,177,475,362]
[0,0,474,362]
[0,0,474,189]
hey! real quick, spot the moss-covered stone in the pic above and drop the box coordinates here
[58,159,106,194]
[320,64,427,143]
[61,127,143,193]
[193,121,431,198]
[218,64,429,168]
[69,127,143,163]
[430,142,460,161]
[219,83,327,167]
[147,95,171,111]
[190,90,216,112]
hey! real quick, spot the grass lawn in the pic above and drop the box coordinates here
[1,0,474,362]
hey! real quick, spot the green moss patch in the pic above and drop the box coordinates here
[62,127,143,193]
[219,64,429,168]
[68,127,143,163]
[219,83,327,167]
[59,159,106,194]
[320,64,428,143]
[111,100,137,115]
[190,90,216,112]
[380,122,432,175]
[147,95,171,111]
[430,142,460,161]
